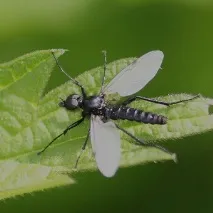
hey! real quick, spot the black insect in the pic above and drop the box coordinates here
[38,50,198,177]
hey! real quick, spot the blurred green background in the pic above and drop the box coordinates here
[1,0,213,212]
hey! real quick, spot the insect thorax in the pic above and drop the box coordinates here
[83,95,106,115]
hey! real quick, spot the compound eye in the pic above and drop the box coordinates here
[72,94,80,100]
[71,98,78,107]
[65,94,80,110]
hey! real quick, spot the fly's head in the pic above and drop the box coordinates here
[59,94,83,110]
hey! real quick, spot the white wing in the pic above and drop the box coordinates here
[90,115,121,177]
[103,50,164,97]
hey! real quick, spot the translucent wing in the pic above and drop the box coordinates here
[103,50,164,97]
[90,115,121,177]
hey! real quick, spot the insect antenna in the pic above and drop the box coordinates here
[51,51,86,98]
[99,50,107,94]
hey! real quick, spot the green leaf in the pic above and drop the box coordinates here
[0,160,74,200]
[0,49,213,199]
[0,49,75,200]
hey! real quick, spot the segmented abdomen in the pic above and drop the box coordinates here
[105,106,167,125]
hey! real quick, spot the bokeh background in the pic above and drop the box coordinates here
[1,0,213,212]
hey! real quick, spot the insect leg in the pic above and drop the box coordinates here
[100,50,107,94]
[122,95,200,106]
[74,128,90,169]
[51,51,87,98]
[37,117,85,155]
[115,124,176,160]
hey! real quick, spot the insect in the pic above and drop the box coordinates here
[38,50,198,177]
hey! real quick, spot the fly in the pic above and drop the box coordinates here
[38,50,199,177]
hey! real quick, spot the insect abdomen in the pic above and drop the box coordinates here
[105,106,167,125]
